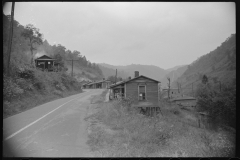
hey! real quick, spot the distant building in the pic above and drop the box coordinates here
[82,81,92,89]
[84,79,112,89]
[35,55,59,72]
[161,88,182,99]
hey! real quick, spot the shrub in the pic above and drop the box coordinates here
[196,80,236,129]
[53,90,63,97]
[3,74,24,100]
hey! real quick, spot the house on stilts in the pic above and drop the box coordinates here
[109,71,161,116]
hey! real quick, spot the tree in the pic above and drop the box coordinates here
[21,24,43,64]
[202,74,208,84]
[5,2,15,76]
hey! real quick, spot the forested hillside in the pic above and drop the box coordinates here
[3,13,103,118]
[3,14,103,81]
[98,64,129,80]
[172,34,236,95]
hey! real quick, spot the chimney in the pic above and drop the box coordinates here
[129,76,131,80]
[134,71,139,78]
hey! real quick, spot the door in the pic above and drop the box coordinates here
[139,86,146,101]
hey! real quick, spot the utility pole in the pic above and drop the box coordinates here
[167,77,171,99]
[6,2,15,76]
[192,82,194,97]
[115,69,117,84]
[66,59,80,77]
[72,59,73,77]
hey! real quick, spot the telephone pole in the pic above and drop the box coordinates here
[66,59,80,77]
[167,77,171,99]
[6,2,15,76]
[192,82,194,97]
[115,69,117,84]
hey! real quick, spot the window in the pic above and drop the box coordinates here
[139,86,146,101]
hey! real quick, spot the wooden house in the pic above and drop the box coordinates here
[80,80,91,89]
[35,55,59,72]
[82,81,92,89]
[109,71,160,108]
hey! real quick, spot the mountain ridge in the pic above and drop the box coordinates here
[98,63,167,81]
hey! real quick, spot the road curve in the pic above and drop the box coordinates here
[3,89,105,157]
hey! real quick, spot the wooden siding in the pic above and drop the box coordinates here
[126,82,139,101]
[146,83,158,105]
[102,82,107,88]
[126,81,159,105]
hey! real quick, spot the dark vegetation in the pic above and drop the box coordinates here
[195,75,236,130]
[3,13,102,118]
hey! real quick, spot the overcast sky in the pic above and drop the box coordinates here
[3,2,235,69]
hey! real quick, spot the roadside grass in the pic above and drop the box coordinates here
[3,89,82,119]
[86,99,235,157]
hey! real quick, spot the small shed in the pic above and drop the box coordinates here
[109,71,160,107]
[35,55,59,72]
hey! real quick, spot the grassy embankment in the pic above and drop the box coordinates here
[3,69,82,119]
[85,95,235,157]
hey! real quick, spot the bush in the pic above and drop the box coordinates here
[53,90,63,97]
[196,80,236,129]
[3,74,24,100]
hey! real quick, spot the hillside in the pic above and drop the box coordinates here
[172,34,236,95]
[99,63,167,81]
[35,39,103,81]
[98,64,129,79]
[3,13,103,82]
[3,13,102,118]
[160,65,188,87]
[165,64,187,73]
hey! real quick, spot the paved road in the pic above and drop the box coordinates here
[3,89,105,157]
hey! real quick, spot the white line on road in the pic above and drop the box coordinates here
[4,91,91,141]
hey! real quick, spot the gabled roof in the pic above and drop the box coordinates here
[83,81,93,86]
[35,55,56,61]
[83,82,92,86]
[110,75,160,89]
